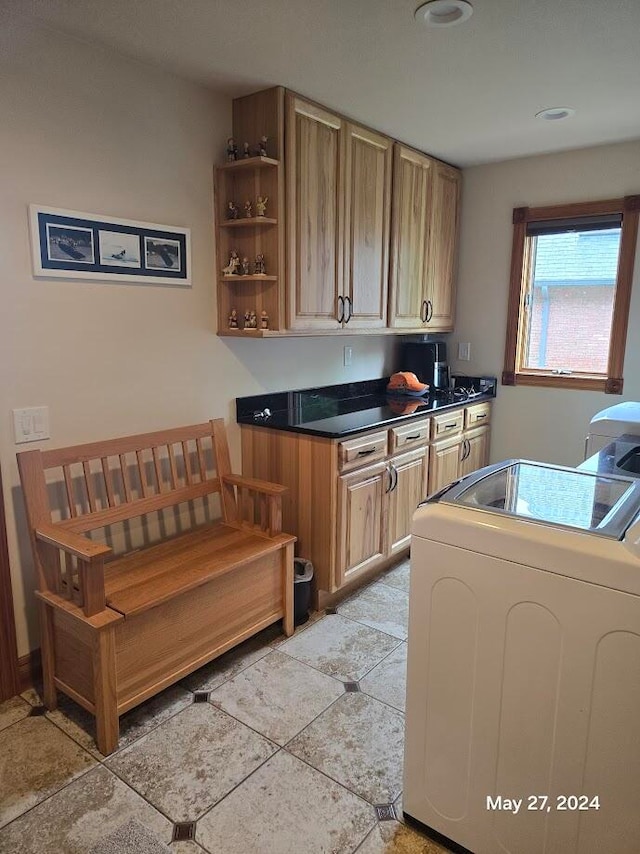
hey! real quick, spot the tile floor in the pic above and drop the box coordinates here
[0,559,450,853]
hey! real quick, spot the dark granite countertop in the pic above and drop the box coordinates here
[578,433,640,479]
[236,376,497,439]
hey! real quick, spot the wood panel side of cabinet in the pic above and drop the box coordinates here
[425,162,461,332]
[388,144,432,329]
[285,94,343,329]
[342,124,392,329]
[240,426,338,591]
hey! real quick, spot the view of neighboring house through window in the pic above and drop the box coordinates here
[503,197,639,393]
[522,223,621,374]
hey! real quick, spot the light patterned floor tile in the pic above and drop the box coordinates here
[0,716,96,829]
[379,560,411,593]
[360,643,408,712]
[106,703,275,821]
[90,817,171,853]
[23,685,194,759]
[170,842,208,853]
[356,820,450,853]
[287,692,405,804]
[196,750,375,854]
[0,695,31,732]
[209,650,344,745]
[278,614,401,681]
[337,583,409,639]
[180,627,279,692]
[0,764,172,853]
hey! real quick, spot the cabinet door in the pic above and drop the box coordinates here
[388,446,429,556]
[337,460,388,587]
[286,94,343,329]
[425,162,461,332]
[428,434,463,495]
[460,425,490,477]
[342,124,392,329]
[388,144,432,328]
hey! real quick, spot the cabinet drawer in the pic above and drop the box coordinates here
[390,417,431,453]
[465,402,491,428]
[432,410,464,439]
[338,430,388,472]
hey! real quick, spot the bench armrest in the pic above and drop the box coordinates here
[222,474,287,496]
[36,523,112,562]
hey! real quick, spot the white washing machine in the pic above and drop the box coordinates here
[585,401,640,457]
[404,459,640,854]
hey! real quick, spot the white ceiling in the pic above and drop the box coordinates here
[15,0,640,166]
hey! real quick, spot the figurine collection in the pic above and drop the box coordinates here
[228,307,268,331]
[225,136,269,161]
[222,250,267,277]
[225,195,268,219]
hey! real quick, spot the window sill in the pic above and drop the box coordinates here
[501,372,623,394]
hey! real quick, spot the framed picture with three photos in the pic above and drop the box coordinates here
[29,205,191,286]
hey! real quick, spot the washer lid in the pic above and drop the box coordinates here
[437,460,640,540]
[589,401,640,437]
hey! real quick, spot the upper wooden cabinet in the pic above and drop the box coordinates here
[389,144,461,332]
[286,94,392,330]
[216,87,460,337]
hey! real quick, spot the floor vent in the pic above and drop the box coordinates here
[325,606,338,615]
[29,705,47,717]
[193,692,210,704]
[343,681,360,693]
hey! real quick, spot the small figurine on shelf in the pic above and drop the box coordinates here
[258,135,268,157]
[256,196,269,217]
[226,137,238,162]
[228,308,238,329]
[226,200,239,220]
[243,310,251,329]
[248,310,258,329]
[255,253,266,275]
[244,200,253,218]
[241,256,250,276]
[243,142,250,158]
[222,250,240,276]
[260,310,269,330]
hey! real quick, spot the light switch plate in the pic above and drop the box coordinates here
[458,342,471,361]
[13,406,50,444]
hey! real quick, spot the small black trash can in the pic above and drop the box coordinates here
[293,558,314,626]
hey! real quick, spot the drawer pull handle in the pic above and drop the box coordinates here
[444,423,456,430]
[405,434,421,440]
[357,448,377,456]
[475,413,487,420]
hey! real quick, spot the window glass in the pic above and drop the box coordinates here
[522,227,621,374]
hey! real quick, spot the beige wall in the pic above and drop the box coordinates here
[0,19,398,657]
[451,140,640,466]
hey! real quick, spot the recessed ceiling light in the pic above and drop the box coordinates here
[535,107,576,121]
[414,0,474,28]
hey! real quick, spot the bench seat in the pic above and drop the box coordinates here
[17,418,295,755]
[105,523,293,617]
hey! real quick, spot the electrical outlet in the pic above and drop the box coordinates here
[13,406,50,444]
[343,346,353,367]
[458,342,471,361]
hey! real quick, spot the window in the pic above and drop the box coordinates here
[503,197,639,393]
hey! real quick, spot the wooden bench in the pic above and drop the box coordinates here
[17,419,295,755]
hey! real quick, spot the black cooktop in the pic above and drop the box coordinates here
[236,377,496,439]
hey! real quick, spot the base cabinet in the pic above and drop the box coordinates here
[241,400,491,595]
[337,461,388,587]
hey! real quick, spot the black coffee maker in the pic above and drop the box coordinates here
[401,341,450,390]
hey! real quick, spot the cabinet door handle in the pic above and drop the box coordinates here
[461,439,470,461]
[420,300,427,323]
[357,447,377,456]
[385,464,394,493]
[337,295,344,323]
[391,464,399,492]
[426,299,433,323]
[344,296,352,323]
